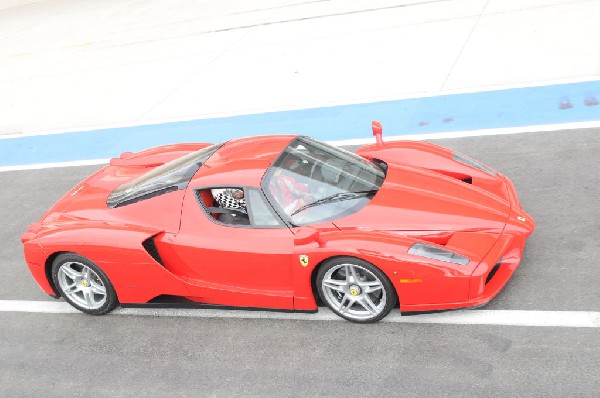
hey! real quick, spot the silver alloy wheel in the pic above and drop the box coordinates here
[57,261,107,310]
[321,262,386,321]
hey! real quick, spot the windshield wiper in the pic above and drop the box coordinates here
[290,190,378,216]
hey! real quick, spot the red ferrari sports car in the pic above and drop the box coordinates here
[22,123,534,323]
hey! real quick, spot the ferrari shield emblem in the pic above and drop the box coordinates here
[299,255,309,267]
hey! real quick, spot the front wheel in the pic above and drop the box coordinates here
[51,253,118,315]
[317,257,397,323]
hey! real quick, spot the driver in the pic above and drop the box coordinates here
[212,188,246,211]
[211,188,249,225]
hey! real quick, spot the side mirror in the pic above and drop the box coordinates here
[293,227,320,246]
[372,120,384,146]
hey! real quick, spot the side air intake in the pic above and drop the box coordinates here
[485,258,502,284]
[142,236,164,266]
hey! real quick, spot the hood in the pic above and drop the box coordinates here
[333,163,511,234]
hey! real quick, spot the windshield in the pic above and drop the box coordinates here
[108,143,222,208]
[262,137,385,226]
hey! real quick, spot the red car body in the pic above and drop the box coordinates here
[22,133,534,315]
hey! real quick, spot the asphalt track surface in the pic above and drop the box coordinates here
[1,128,599,397]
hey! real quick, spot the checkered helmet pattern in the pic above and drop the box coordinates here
[213,189,246,212]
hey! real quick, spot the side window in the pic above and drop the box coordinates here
[246,188,284,227]
[196,187,284,228]
[196,187,250,226]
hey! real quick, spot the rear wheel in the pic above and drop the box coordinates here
[51,253,118,315]
[317,257,397,323]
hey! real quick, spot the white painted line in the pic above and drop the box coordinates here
[0,159,109,173]
[2,120,599,173]
[0,300,80,314]
[2,300,599,328]
[327,120,600,146]
[392,310,600,328]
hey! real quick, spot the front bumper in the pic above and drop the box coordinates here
[466,233,527,307]
[399,232,528,313]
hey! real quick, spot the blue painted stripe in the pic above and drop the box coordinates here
[1,80,599,167]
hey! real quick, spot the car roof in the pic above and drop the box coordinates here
[189,135,298,188]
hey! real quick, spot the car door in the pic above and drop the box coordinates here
[168,187,296,309]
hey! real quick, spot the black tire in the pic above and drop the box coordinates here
[317,256,397,323]
[51,253,118,315]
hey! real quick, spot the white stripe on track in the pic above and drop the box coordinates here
[327,120,600,146]
[0,159,110,172]
[1,300,599,328]
[2,121,600,173]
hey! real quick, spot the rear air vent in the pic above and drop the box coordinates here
[460,177,473,184]
[453,152,497,176]
[485,258,502,284]
[142,236,164,266]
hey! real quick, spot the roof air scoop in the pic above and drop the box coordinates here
[372,121,384,146]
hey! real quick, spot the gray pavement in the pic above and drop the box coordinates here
[1,128,599,396]
[1,312,599,398]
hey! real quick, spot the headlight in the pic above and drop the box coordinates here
[453,152,497,176]
[408,243,470,265]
